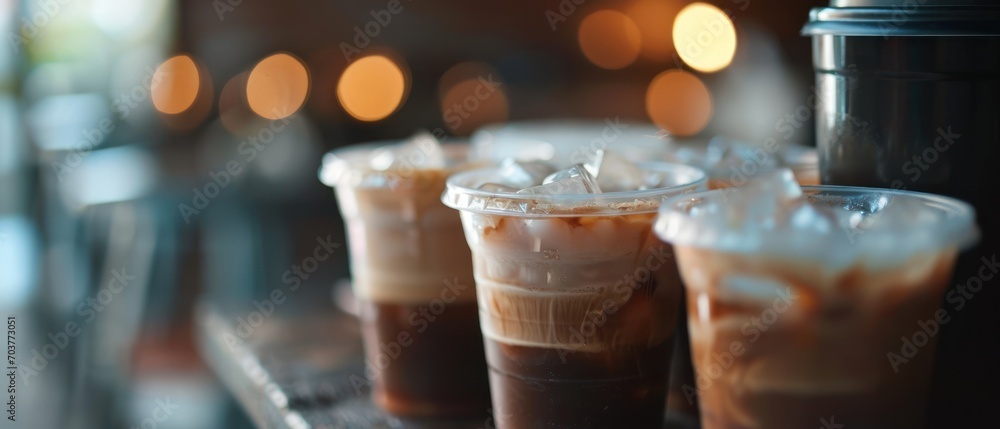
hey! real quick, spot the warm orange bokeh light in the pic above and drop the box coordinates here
[577,10,642,70]
[246,53,310,120]
[337,55,408,122]
[152,55,200,115]
[673,2,737,73]
[627,0,683,61]
[646,69,713,136]
[438,62,508,135]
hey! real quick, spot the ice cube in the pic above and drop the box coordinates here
[710,136,752,161]
[496,158,556,189]
[717,168,803,230]
[583,149,645,192]
[478,182,519,193]
[664,140,717,169]
[706,135,739,165]
[370,130,446,171]
[543,164,594,185]
[784,201,835,236]
[710,136,782,172]
[520,164,602,194]
[743,168,803,201]
[368,146,396,171]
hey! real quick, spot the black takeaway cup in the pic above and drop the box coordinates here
[803,1,1000,425]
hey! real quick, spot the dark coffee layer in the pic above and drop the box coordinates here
[359,299,491,419]
[485,338,673,429]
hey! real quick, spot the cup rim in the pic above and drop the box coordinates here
[442,162,708,217]
[655,184,980,255]
[318,140,469,188]
[469,119,668,165]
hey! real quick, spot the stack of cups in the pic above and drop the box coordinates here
[322,122,979,429]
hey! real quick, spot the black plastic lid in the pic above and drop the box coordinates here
[802,0,1000,36]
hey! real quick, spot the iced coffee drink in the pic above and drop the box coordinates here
[443,151,707,428]
[472,121,708,422]
[655,170,978,429]
[320,133,491,418]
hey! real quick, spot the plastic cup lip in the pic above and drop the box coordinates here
[664,137,817,174]
[655,184,980,255]
[442,161,708,218]
[470,119,668,166]
[472,119,663,143]
[318,140,470,188]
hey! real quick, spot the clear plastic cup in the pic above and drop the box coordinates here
[442,162,707,429]
[471,120,709,419]
[319,141,491,418]
[655,184,979,429]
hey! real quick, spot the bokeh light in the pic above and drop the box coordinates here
[246,53,310,120]
[627,0,683,62]
[439,62,508,135]
[337,55,408,122]
[151,55,200,115]
[673,2,737,73]
[646,69,712,136]
[577,10,642,70]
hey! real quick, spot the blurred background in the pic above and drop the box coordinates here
[0,0,824,427]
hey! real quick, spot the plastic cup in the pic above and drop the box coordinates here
[655,185,979,429]
[442,161,707,429]
[319,141,491,418]
[471,119,708,419]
